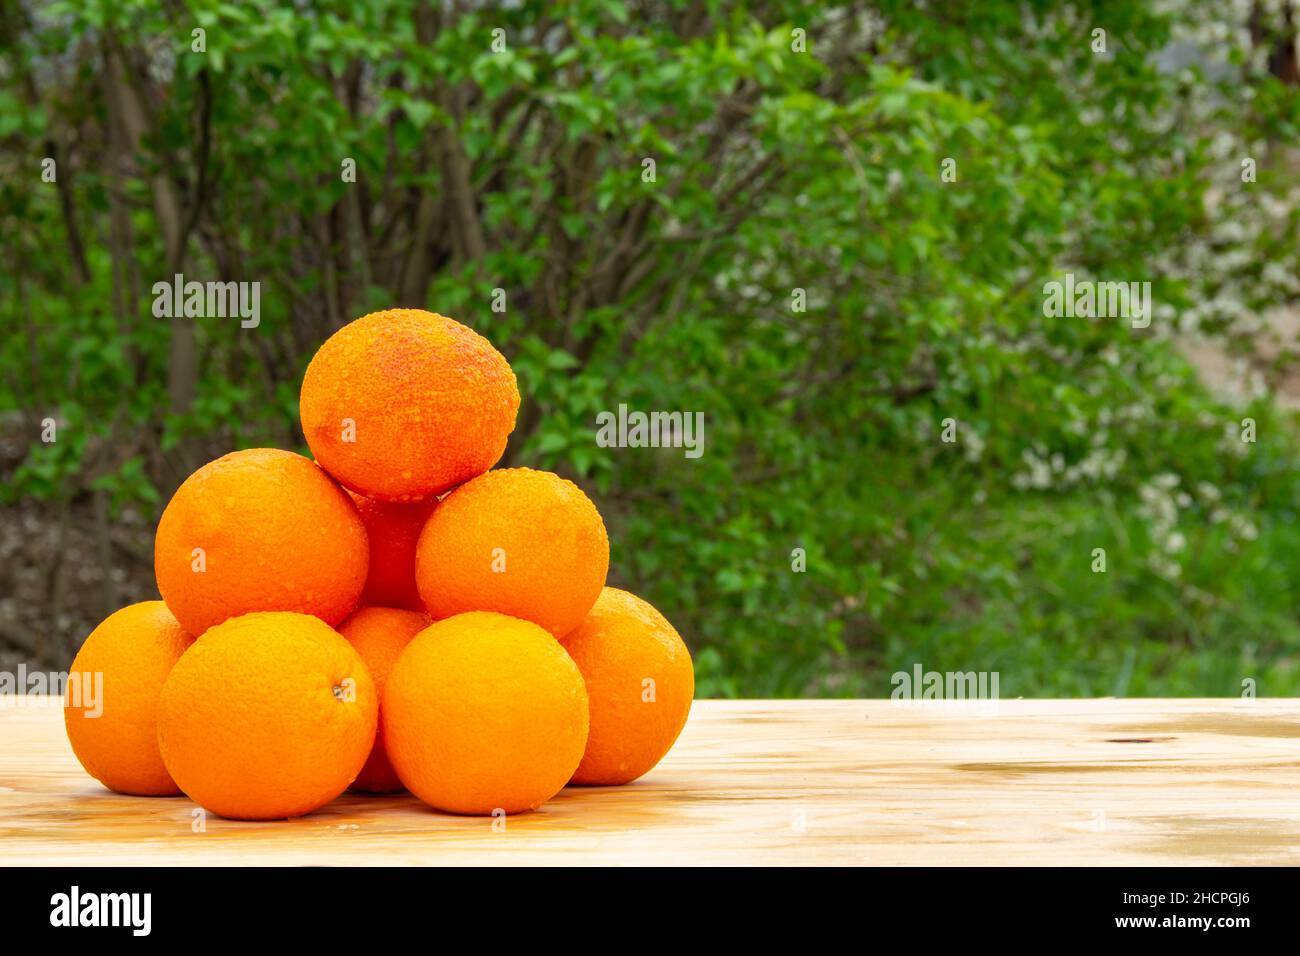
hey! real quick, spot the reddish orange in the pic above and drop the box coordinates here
[337,606,430,793]
[299,309,519,502]
[348,491,437,611]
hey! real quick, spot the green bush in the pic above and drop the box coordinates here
[3,1,1300,695]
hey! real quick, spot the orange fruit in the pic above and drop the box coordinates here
[63,602,194,796]
[415,468,609,638]
[337,606,430,793]
[383,612,588,815]
[299,309,519,502]
[561,588,694,785]
[156,612,377,820]
[348,490,437,611]
[154,448,368,636]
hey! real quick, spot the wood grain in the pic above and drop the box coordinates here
[3,698,1299,865]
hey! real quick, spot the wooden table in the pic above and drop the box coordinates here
[3,698,1298,865]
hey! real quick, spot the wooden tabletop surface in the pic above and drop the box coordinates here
[3,697,1298,865]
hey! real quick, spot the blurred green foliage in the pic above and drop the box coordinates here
[3,1,1300,696]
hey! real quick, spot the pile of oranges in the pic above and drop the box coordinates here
[63,309,694,820]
